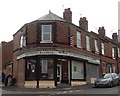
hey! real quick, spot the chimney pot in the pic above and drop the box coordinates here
[112,33,118,42]
[98,26,105,37]
[79,17,88,31]
[63,8,72,23]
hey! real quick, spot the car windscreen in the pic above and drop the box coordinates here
[99,74,112,79]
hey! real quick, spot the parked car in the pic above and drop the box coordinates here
[94,73,120,87]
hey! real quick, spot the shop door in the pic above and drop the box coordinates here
[61,61,69,84]
[57,65,61,83]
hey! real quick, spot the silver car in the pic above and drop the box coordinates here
[94,73,120,87]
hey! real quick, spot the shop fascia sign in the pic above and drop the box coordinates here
[17,48,100,64]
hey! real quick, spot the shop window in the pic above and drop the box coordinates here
[72,61,84,79]
[25,60,36,80]
[41,25,52,43]
[41,59,54,79]
[86,63,99,78]
[73,66,77,72]
[41,60,47,73]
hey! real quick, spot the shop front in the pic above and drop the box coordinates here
[24,56,70,88]
[17,48,100,88]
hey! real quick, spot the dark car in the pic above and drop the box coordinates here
[94,73,120,87]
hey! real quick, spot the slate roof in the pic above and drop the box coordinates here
[38,11,66,22]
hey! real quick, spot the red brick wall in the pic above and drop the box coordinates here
[70,25,78,46]
[13,31,21,51]
[17,59,25,86]
[90,32,96,52]
[56,22,69,44]
[27,22,37,45]
[12,19,119,82]
[81,31,86,49]
[13,51,18,79]
[2,41,13,70]
[63,8,72,23]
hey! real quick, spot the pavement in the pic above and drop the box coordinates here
[2,83,94,92]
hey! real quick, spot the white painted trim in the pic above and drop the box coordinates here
[41,25,52,42]
[17,48,100,64]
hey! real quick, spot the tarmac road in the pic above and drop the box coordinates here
[1,84,120,96]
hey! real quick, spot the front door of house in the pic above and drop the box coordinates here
[57,65,61,83]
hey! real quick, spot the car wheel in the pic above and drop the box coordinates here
[94,84,98,88]
[118,80,120,86]
[109,82,113,87]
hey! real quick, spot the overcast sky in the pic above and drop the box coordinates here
[0,0,119,42]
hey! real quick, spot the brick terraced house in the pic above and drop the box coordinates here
[2,8,119,88]
[1,41,13,75]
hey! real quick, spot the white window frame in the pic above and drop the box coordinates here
[77,31,81,48]
[20,35,26,48]
[86,35,90,51]
[101,42,105,55]
[41,25,52,43]
[95,39,99,53]
[112,47,115,59]
[20,35,23,48]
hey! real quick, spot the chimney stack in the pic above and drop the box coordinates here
[112,33,118,42]
[98,26,105,37]
[63,8,72,23]
[79,17,88,31]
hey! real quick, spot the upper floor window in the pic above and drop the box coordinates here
[86,35,90,51]
[41,25,52,43]
[101,42,105,55]
[95,39,99,53]
[77,32,81,48]
[20,35,26,48]
[112,47,115,59]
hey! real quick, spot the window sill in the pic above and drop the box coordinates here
[86,49,91,52]
[95,52,99,54]
[40,41,53,43]
[77,46,82,49]
[112,57,116,59]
